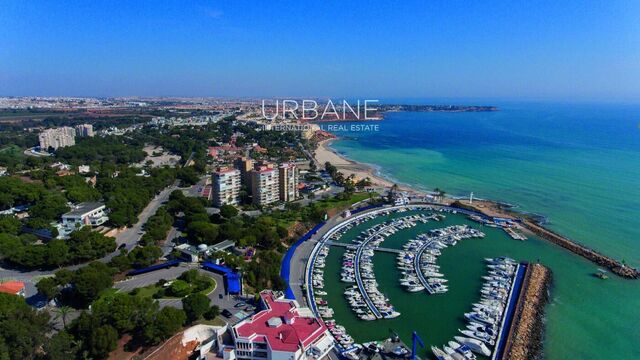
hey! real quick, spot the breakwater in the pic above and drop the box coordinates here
[521,220,639,279]
[503,263,552,360]
[452,200,639,279]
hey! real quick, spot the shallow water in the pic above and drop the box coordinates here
[320,103,640,359]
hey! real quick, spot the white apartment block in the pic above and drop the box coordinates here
[213,168,242,207]
[39,127,76,150]
[278,163,298,202]
[251,166,280,206]
[75,123,94,137]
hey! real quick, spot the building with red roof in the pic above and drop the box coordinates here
[230,290,334,360]
[0,281,26,297]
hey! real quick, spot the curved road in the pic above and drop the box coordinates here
[0,183,178,296]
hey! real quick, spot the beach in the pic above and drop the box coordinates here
[314,139,423,195]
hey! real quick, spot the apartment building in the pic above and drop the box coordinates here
[278,163,298,202]
[75,123,95,137]
[213,168,241,207]
[250,164,279,206]
[38,127,76,150]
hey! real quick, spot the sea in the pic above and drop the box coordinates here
[317,102,640,359]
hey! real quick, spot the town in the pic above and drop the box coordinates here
[0,99,385,360]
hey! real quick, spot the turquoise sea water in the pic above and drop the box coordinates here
[318,103,640,359]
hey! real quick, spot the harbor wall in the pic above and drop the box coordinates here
[449,200,639,279]
[521,220,639,279]
[503,263,552,360]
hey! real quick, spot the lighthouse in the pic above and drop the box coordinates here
[470,192,474,204]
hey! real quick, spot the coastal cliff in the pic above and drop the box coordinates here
[504,263,552,360]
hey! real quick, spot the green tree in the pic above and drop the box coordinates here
[143,307,186,344]
[53,305,73,329]
[36,277,59,300]
[44,331,80,360]
[182,293,210,322]
[219,204,239,218]
[186,221,219,244]
[203,305,220,320]
[72,262,114,304]
[46,239,70,267]
[87,325,118,359]
[168,280,191,297]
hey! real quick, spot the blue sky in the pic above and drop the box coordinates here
[1,1,639,100]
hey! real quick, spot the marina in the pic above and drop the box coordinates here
[302,204,547,359]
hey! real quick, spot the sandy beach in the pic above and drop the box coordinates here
[313,139,424,196]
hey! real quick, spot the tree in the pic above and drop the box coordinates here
[182,293,210,322]
[203,305,220,320]
[36,277,59,301]
[186,221,219,244]
[72,262,114,305]
[46,239,70,267]
[128,245,162,268]
[87,325,118,359]
[168,280,191,297]
[53,306,73,329]
[0,293,50,360]
[44,331,79,360]
[143,307,186,344]
[219,204,239,218]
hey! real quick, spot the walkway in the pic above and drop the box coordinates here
[413,240,436,294]
[491,263,527,360]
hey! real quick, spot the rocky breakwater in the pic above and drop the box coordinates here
[504,263,552,360]
[522,220,639,279]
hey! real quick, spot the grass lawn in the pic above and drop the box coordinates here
[128,276,216,300]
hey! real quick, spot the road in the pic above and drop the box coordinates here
[0,183,178,296]
[113,262,250,325]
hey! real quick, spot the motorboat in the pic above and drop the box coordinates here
[453,336,491,357]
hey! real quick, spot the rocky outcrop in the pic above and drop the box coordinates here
[504,264,552,360]
[522,220,639,279]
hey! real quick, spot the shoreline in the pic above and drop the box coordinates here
[312,136,639,279]
[314,138,426,196]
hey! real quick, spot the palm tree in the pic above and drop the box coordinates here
[54,305,73,329]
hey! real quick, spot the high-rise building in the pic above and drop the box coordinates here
[75,124,94,137]
[279,163,298,202]
[250,164,279,206]
[234,157,254,187]
[213,167,241,207]
[38,127,76,150]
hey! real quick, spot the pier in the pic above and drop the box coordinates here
[353,224,399,319]
[491,263,527,360]
[327,241,403,254]
[413,240,436,294]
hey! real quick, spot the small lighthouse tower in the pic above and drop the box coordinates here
[469,192,474,204]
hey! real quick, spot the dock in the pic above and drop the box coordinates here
[327,241,403,254]
[353,224,399,319]
[413,240,436,294]
[491,262,527,360]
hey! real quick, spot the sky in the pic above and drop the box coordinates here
[1,0,639,101]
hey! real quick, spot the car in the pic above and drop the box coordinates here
[218,294,223,299]
[117,243,127,250]
[221,309,233,318]
[234,301,246,308]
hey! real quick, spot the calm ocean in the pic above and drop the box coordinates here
[320,103,640,359]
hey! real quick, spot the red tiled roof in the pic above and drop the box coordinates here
[234,291,327,353]
[0,281,25,295]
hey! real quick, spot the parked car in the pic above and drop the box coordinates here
[222,309,233,318]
